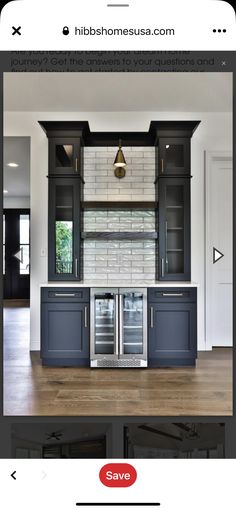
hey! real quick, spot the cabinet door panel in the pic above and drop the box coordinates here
[41,303,89,363]
[148,302,197,361]
[158,177,190,281]
[159,138,190,175]
[49,138,82,175]
[48,178,81,281]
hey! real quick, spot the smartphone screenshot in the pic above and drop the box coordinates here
[0,0,235,508]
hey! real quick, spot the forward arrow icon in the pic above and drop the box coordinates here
[213,247,224,264]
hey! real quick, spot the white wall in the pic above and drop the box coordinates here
[4,196,30,208]
[4,111,232,351]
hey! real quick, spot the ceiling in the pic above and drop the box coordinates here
[12,423,109,445]
[4,72,232,112]
[127,423,224,450]
[4,137,30,197]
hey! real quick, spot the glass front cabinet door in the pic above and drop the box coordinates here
[48,178,81,280]
[158,177,190,281]
[49,137,83,176]
[158,138,190,175]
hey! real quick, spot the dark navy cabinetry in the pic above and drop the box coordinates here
[153,122,200,281]
[41,287,90,366]
[39,122,87,282]
[48,178,82,281]
[148,287,197,366]
[158,138,190,176]
[158,177,190,280]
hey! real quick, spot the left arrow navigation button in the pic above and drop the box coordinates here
[13,247,23,263]
[11,471,16,480]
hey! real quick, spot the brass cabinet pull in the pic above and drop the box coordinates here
[150,307,154,328]
[84,306,88,328]
[75,157,78,172]
[161,158,164,173]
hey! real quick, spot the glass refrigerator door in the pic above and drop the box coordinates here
[120,291,144,356]
[94,292,117,356]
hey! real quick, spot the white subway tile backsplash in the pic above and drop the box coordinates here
[83,146,157,282]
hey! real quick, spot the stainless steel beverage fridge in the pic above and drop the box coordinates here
[90,288,147,367]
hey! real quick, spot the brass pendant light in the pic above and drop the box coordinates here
[114,139,127,178]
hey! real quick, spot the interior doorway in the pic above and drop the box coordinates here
[3,136,30,302]
[3,209,30,299]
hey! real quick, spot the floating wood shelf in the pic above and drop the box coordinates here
[82,201,158,209]
[81,232,158,240]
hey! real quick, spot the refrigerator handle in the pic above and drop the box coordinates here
[115,294,119,356]
[119,294,124,355]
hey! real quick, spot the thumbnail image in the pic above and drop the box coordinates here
[124,423,225,458]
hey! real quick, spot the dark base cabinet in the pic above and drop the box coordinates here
[41,288,90,367]
[148,288,197,367]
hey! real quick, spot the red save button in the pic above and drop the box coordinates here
[99,463,137,488]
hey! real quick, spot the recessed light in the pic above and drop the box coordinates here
[3,189,8,194]
[7,162,19,167]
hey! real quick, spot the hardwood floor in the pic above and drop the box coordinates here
[3,306,233,416]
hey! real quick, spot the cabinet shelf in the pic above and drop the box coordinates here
[167,227,183,231]
[166,205,183,209]
[81,232,158,240]
[167,249,184,252]
[82,201,158,210]
[56,205,73,209]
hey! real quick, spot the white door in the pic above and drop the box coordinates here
[206,153,232,347]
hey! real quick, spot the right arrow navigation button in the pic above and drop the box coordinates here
[213,247,224,264]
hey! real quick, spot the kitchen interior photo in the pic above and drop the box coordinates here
[3,72,233,416]
[7,421,225,459]
[11,423,111,458]
[124,423,225,458]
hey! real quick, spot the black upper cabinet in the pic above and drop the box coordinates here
[49,137,83,176]
[158,177,190,281]
[48,178,81,281]
[39,121,88,178]
[152,121,200,177]
[39,122,87,281]
[154,121,200,281]
[158,138,190,175]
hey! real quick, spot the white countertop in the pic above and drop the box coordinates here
[40,281,199,288]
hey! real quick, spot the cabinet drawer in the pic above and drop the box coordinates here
[148,287,197,303]
[41,287,90,303]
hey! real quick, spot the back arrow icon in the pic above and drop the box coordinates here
[11,471,16,480]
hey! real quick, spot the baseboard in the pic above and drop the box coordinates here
[30,340,40,351]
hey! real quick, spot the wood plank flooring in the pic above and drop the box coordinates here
[3,306,233,416]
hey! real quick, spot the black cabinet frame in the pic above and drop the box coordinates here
[158,137,190,176]
[48,177,82,281]
[158,177,191,281]
[49,137,83,177]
